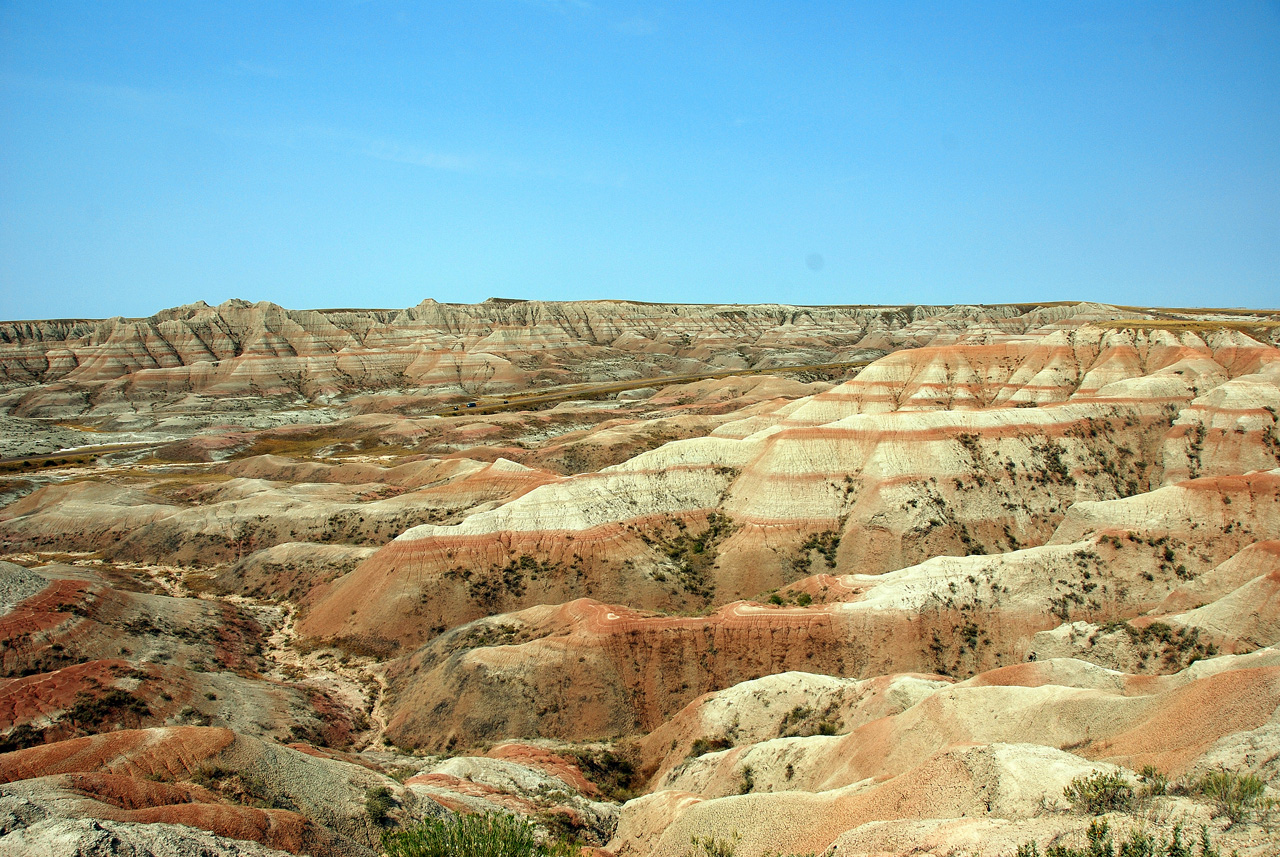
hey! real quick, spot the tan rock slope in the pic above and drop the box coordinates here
[0,299,1002,420]
[300,322,1280,649]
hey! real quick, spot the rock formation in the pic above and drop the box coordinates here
[2,299,1279,856]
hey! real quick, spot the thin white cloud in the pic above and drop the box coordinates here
[363,139,477,172]
[214,121,478,174]
[614,16,657,36]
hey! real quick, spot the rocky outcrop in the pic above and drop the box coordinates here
[300,327,1280,648]
[609,649,1280,857]
[0,564,356,750]
[0,300,1017,418]
[0,727,395,854]
[372,467,1280,750]
[0,816,294,857]
[0,456,556,567]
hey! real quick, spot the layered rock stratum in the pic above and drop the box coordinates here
[2,298,1279,856]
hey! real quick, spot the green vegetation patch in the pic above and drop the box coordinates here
[1018,820,1221,857]
[383,811,579,857]
[563,746,639,803]
[1064,771,1134,815]
[642,513,736,604]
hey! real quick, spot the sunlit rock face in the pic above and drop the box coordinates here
[3,300,1280,857]
[0,299,1118,416]
[299,320,1280,650]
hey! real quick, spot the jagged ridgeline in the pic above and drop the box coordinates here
[1,299,1279,857]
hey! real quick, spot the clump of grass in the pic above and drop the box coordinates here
[684,834,815,857]
[1063,771,1134,815]
[775,703,839,739]
[382,812,579,857]
[687,736,732,759]
[686,833,739,857]
[1138,765,1168,797]
[1194,769,1269,825]
[1017,820,1220,857]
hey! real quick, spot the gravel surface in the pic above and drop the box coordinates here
[0,815,294,857]
[0,561,47,615]
[0,417,96,458]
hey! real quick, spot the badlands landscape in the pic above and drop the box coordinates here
[1,297,1280,857]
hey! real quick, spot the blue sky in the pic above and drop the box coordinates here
[1,1,1277,319]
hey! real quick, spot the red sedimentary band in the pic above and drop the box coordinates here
[1177,471,1280,492]
[0,659,133,728]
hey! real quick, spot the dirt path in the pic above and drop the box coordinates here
[250,599,392,750]
[0,441,163,467]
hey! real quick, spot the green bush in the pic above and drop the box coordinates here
[1195,769,1267,824]
[686,833,739,857]
[1064,771,1134,815]
[687,737,732,759]
[0,723,44,753]
[1017,821,1219,857]
[382,812,579,857]
[684,834,813,857]
[1138,765,1167,797]
[365,785,397,825]
[563,747,639,803]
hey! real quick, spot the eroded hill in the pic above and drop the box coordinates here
[2,299,1279,856]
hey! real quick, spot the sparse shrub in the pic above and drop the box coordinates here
[687,737,732,759]
[65,689,151,730]
[382,811,579,857]
[0,723,44,752]
[778,705,813,735]
[1064,771,1134,815]
[1138,765,1167,797]
[365,784,397,825]
[737,764,754,794]
[190,764,292,810]
[686,832,739,857]
[650,513,736,603]
[563,747,639,802]
[776,703,841,739]
[798,531,840,569]
[1195,769,1268,824]
[1018,821,1219,857]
